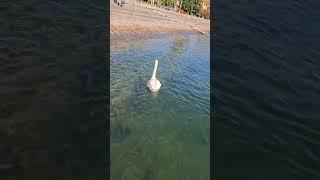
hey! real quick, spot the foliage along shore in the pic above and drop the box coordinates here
[137,0,210,19]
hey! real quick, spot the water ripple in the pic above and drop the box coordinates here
[214,0,320,178]
[111,33,210,179]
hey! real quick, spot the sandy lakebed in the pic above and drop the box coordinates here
[110,0,210,36]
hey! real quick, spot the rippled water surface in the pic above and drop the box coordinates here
[1,1,106,179]
[110,33,210,179]
[213,0,320,179]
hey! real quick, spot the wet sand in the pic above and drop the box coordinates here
[110,0,210,36]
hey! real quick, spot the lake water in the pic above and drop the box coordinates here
[110,33,210,180]
[2,1,107,179]
[213,0,320,179]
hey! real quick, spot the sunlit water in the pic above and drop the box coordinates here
[110,33,210,180]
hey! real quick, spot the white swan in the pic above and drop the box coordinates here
[147,59,161,92]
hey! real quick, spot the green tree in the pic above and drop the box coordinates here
[180,0,201,15]
[161,0,175,6]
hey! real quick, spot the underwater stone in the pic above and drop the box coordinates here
[111,124,131,143]
[142,169,155,180]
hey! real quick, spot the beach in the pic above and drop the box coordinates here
[110,0,210,36]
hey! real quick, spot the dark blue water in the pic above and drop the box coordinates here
[1,1,107,179]
[213,0,320,179]
[4,0,320,179]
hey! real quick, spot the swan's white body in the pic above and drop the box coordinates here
[147,60,161,92]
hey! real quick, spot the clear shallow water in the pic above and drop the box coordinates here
[110,33,210,180]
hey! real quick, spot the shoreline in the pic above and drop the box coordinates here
[110,24,207,36]
[110,0,210,36]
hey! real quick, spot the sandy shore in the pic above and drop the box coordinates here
[110,0,210,36]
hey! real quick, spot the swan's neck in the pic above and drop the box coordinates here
[151,60,158,80]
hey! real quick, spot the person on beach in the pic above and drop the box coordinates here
[116,0,123,6]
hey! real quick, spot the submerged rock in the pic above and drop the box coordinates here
[201,135,209,145]
[111,124,131,143]
[142,169,155,180]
